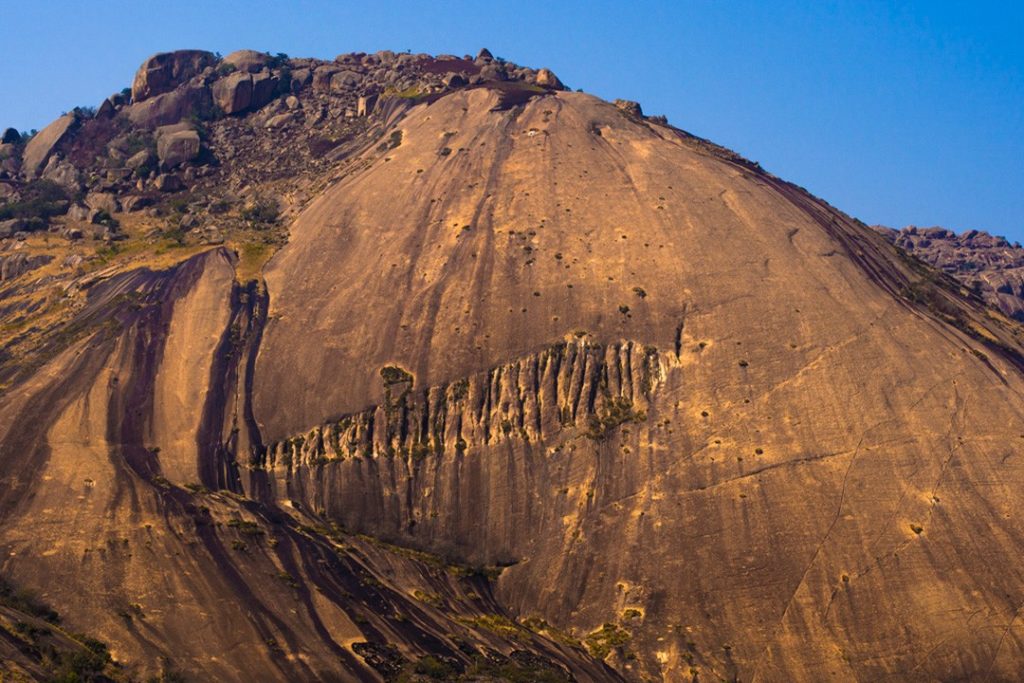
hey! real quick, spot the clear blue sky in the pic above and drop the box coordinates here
[2,1,1022,240]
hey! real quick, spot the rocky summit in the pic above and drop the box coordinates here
[2,47,1024,682]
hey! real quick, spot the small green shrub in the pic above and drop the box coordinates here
[585,622,631,660]
[585,397,646,440]
[380,365,413,385]
[241,198,280,227]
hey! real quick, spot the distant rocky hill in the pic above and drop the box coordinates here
[874,225,1024,320]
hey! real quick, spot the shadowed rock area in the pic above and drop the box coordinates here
[3,47,1024,682]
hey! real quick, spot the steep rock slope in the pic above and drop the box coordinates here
[255,87,1024,681]
[3,48,1024,683]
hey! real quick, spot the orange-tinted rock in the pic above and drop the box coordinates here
[131,50,218,102]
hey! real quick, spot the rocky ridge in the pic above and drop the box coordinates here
[875,224,1024,321]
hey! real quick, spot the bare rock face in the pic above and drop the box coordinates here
[126,83,213,128]
[222,49,271,73]
[155,126,200,169]
[131,49,218,102]
[535,67,564,89]
[21,113,77,178]
[213,70,276,115]
[213,71,253,114]
[7,46,1024,683]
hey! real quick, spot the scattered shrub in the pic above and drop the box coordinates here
[241,197,280,227]
[0,179,69,222]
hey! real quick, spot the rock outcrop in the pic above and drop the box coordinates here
[131,49,218,102]
[155,123,200,169]
[21,113,77,178]
[223,49,272,73]
[876,225,1024,320]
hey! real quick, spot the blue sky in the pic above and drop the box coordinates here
[2,1,1022,240]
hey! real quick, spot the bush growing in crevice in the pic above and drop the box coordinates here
[585,397,646,441]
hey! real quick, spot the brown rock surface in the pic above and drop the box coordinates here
[5,47,1024,683]
[223,49,272,73]
[213,71,254,114]
[131,49,218,102]
[155,125,200,169]
[21,113,76,178]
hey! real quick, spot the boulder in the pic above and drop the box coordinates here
[444,73,467,88]
[264,113,295,129]
[40,156,80,191]
[474,48,494,65]
[155,173,184,192]
[213,72,253,114]
[22,114,77,178]
[67,204,91,222]
[202,226,224,245]
[156,127,200,169]
[290,69,311,92]
[0,218,26,238]
[1,128,19,144]
[479,64,507,81]
[131,50,219,102]
[614,99,644,117]
[312,67,339,93]
[96,98,117,119]
[126,149,155,171]
[251,71,277,109]
[85,192,120,214]
[330,71,361,92]
[0,252,52,281]
[126,84,213,129]
[121,195,154,212]
[535,68,564,90]
[222,49,271,73]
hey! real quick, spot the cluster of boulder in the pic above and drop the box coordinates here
[876,225,1024,321]
[0,46,568,246]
